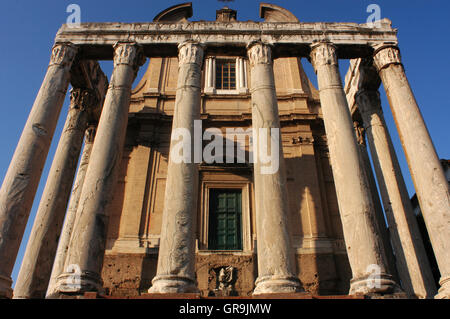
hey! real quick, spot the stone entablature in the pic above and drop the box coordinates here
[54,20,397,59]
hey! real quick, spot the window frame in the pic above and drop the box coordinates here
[198,181,253,253]
[204,56,248,95]
[215,59,237,91]
[207,188,243,251]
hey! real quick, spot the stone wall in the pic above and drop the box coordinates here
[100,56,351,297]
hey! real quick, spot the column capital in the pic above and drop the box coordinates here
[373,45,402,72]
[310,42,337,71]
[178,41,204,67]
[113,42,146,71]
[247,41,272,67]
[50,43,78,68]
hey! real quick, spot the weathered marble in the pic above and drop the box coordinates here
[1,3,447,300]
[346,58,437,298]
[55,42,145,295]
[0,43,77,299]
[310,42,400,295]
[373,45,450,298]
[54,19,398,59]
[13,88,96,299]
[247,42,302,295]
[148,41,203,293]
[46,126,97,298]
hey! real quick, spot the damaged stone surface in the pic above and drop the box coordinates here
[345,58,437,299]
[54,43,145,295]
[0,43,77,299]
[148,41,203,294]
[0,3,447,300]
[310,42,401,295]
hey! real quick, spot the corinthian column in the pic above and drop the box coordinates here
[149,41,203,293]
[13,88,97,299]
[373,45,450,298]
[0,43,77,299]
[247,42,301,295]
[55,43,145,295]
[310,42,401,295]
[46,126,97,298]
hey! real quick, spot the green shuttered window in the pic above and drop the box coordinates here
[208,189,243,250]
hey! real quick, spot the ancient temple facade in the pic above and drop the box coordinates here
[0,3,449,299]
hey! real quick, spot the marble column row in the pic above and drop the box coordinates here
[350,59,437,298]
[0,44,78,299]
[0,42,144,299]
[13,88,98,299]
[310,42,401,295]
[0,40,447,299]
[54,43,146,295]
[149,41,302,294]
[310,42,449,298]
[372,46,450,298]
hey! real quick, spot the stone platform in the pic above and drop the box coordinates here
[82,292,366,299]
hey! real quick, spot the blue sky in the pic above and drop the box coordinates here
[0,0,448,287]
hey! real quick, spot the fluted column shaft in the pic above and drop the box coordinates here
[247,42,301,295]
[149,41,203,293]
[46,126,96,298]
[55,43,145,294]
[310,42,400,295]
[13,88,96,299]
[0,43,77,299]
[373,45,450,298]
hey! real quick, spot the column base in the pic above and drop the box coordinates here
[0,274,13,299]
[148,275,199,294]
[54,271,104,296]
[349,273,403,295]
[435,276,450,299]
[253,275,303,295]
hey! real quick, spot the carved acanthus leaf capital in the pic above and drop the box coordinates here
[373,45,402,72]
[310,42,338,70]
[247,42,272,67]
[113,42,146,70]
[178,41,204,67]
[50,43,78,67]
